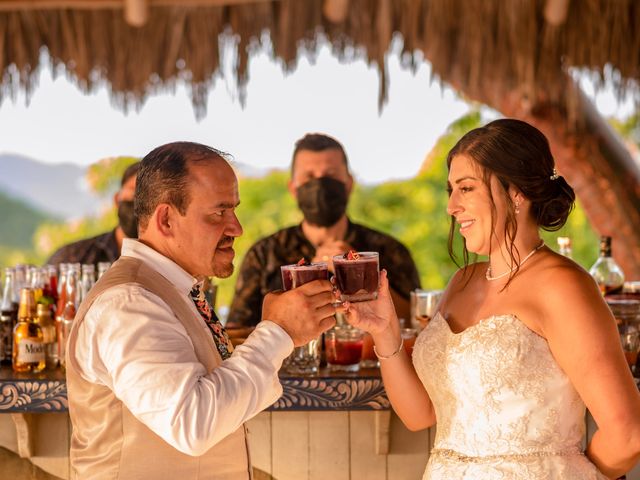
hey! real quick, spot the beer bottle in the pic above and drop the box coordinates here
[13,288,45,373]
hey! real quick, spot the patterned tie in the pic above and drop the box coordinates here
[190,283,234,360]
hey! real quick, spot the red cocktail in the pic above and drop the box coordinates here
[333,251,379,303]
[325,327,363,372]
[281,260,328,291]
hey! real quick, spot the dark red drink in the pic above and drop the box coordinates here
[281,262,328,291]
[326,339,363,365]
[325,327,364,372]
[333,252,379,302]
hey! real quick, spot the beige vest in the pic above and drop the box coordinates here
[66,256,252,480]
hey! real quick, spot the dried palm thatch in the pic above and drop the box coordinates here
[1,0,640,274]
[0,0,638,118]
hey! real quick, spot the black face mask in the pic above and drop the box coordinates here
[117,200,138,238]
[296,177,348,227]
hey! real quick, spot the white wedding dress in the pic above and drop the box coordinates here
[413,312,608,479]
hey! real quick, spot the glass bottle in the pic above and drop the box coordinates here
[79,264,96,304]
[97,262,111,279]
[13,264,27,296]
[557,236,572,259]
[44,265,59,308]
[55,263,69,319]
[58,268,79,369]
[36,303,58,369]
[12,288,45,373]
[0,268,18,366]
[589,236,625,296]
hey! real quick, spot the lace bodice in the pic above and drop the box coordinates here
[413,312,607,479]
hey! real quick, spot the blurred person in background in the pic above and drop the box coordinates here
[45,161,140,266]
[228,133,420,327]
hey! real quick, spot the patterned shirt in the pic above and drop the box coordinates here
[228,220,421,327]
[46,230,119,266]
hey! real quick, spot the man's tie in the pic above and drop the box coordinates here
[190,283,234,360]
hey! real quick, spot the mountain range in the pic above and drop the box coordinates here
[0,153,269,220]
[0,154,104,220]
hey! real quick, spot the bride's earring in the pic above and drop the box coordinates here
[514,199,520,215]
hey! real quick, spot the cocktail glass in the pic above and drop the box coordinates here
[333,252,379,303]
[280,261,328,375]
[325,327,364,372]
[410,289,443,331]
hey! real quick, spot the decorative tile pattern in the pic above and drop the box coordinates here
[271,376,390,411]
[0,379,68,413]
[0,367,389,413]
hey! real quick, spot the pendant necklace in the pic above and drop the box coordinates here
[485,240,545,281]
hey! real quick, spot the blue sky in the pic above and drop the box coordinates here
[0,40,634,185]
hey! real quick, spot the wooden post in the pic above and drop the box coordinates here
[322,0,349,24]
[11,413,35,458]
[124,0,148,27]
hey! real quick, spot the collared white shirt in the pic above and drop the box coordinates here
[73,238,293,456]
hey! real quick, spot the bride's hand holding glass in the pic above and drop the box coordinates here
[340,270,400,340]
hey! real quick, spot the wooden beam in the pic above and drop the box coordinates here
[0,0,274,10]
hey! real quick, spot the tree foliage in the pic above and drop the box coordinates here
[0,116,601,308]
[86,156,140,195]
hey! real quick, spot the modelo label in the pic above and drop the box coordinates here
[17,340,45,363]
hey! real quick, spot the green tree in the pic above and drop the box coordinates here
[34,157,139,263]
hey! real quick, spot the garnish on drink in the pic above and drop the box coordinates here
[345,250,360,260]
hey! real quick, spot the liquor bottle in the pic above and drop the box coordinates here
[36,303,58,369]
[0,268,18,366]
[589,236,625,295]
[12,288,45,373]
[557,236,572,259]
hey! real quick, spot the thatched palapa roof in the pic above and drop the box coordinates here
[0,0,638,114]
[1,0,640,275]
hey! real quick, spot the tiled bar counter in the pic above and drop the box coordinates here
[0,366,432,479]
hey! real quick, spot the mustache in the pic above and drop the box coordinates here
[217,236,235,249]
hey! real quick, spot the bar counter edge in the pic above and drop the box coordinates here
[0,366,390,413]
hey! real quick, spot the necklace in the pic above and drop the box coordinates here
[485,240,545,281]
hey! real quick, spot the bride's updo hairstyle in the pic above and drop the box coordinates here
[445,118,576,269]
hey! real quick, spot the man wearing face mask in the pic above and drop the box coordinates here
[46,161,140,266]
[228,133,420,327]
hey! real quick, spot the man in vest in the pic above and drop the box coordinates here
[66,142,337,479]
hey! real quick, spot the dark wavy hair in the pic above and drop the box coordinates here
[291,133,349,175]
[135,141,231,231]
[446,118,576,277]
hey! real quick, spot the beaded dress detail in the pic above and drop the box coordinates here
[413,312,607,479]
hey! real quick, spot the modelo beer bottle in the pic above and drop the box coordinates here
[12,288,45,373]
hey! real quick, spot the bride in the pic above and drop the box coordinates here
[343,119,640,479]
